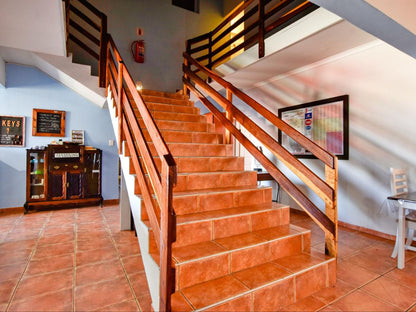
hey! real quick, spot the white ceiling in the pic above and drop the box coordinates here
[0,0,66,56]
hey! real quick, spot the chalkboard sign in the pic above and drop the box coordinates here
[32,109,65,137]
[0,115,25,146]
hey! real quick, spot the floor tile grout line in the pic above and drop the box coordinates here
[73,208,78,312]
[5,212,52,312]
[99,208,143,311]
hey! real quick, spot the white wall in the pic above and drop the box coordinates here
[244,40,416,235]
[0,64,119,209]
[70,0,224,92]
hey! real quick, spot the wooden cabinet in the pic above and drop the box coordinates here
[24,144,102,213]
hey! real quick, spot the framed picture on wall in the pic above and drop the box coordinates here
[32,108,65,137]
[278,95,349,159]
[71,130,84,145]
[0,115,25,147]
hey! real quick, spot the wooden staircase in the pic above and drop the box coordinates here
[132,89,336,311]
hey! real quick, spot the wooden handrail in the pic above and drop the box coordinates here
[183,49,338,257]
[65,1,176,310]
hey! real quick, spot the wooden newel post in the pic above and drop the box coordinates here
[159,155,177,312]
[225,89,233,144]
[183,56,189,96]
[105,37,110,97]
[324,157,338,257]
[258,0,265,58]
[117,61,124,155]
[99,14,108,88]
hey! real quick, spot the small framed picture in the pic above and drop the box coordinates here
[0,115,25,146]
[71,130,84,145]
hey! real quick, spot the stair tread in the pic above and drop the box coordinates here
[173,223,306,263]
[173,252,335,311]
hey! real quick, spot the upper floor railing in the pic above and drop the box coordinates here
[186,0,318,71]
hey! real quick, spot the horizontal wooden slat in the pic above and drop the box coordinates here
[68,33,99,59]
[69,4,101,32]
[69,19,100,46]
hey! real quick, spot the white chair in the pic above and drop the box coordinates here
[391,168,416,258]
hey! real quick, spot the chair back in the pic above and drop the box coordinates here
[391,168,409,195]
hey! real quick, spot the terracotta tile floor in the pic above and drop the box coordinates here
[1,206,416,311]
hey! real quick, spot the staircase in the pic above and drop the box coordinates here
[111,89,336,311]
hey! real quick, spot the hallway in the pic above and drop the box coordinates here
[1,206,416,311]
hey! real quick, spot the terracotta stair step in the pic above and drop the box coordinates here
[138,118,215,133]
[144,101,200,114]
[172,252,336,311]
[173,223,310,290]
[141,89,187,100]
[174,170,258,192]
[146,142,233,157]
[144,110,207,123]
[171,185,273,215]
[131,156,244,176]
[141,94,193,106]
[142,129,223,144]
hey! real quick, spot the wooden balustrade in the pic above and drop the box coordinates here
[183,52,337,257]
[106,35,176,311]
[65,0,107,87]
[186,0,318,70]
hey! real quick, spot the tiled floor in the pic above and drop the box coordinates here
[1,205,416,311]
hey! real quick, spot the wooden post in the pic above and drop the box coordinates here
[258,0,265,58]
[324,157,338,257]
[159,155,176,312]
[117,61,124,155]
[225,89,233,144]
[105,36,110,97]
[64,0,70,56]
[183,57,189,96]
[99,14,108,88]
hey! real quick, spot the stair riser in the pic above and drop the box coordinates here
[134,170,257,193]
[146,102,199,114]
[172,188,272,215]
[138,119,215,133]
[141,90,187,100]
[142,129,223,144]
[175,231,310,290]
[142,95,193,106]
[146,111,207,123]
[132,157,244,174]
[174,171,258,192]
[174,207,288,248]
[145,143,234,158]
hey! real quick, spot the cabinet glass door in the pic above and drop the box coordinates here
[84,150,102,197]
[29,151,46,200]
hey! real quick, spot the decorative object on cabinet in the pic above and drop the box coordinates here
[71,130,84,144]
[32,108,65,137]
[0,115,25,146]
[24,143,102,213]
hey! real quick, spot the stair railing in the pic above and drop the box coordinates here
[186,0,318,71]
[183,52,338,257]
[105,35,177,312]
[64,1,177,310]
[64,0,107,87]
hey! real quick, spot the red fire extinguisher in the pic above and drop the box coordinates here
[131,40,144,63]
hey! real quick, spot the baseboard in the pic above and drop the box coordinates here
[103,199,119,206]
[0,207,25,215]
[290,208,395,241]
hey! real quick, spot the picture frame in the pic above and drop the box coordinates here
[278,95,349,160]
[32,108,65,137]
[71,130,84,145]
[0,115,25,147]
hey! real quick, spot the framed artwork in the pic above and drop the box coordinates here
[71,130,84,144]
[278,95,349,159]
[0,115,25,146]
[32,109,65,137]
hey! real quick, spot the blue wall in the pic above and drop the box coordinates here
[0,64,119,209]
